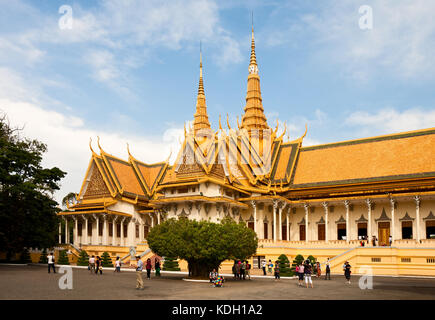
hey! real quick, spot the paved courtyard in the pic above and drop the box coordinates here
[1,264,435,300]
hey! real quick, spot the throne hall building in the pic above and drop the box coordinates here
[59,27,435,276]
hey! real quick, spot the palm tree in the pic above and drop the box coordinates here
[62,192,77,210]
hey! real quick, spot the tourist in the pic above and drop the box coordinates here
[95,256,102,275]
[344,261,351,284]
[372,236,377,246]
[316,261,321,278]
[209,268,218,283]
[297,262,304,286]
[155,258,161,277]
[389,235,393,246]
[89,255,95,274]
[47,252,56,274]
[232,261,237,279]
[268,259,273,274]
[214,275,224,287]
[304,261,313,288]
[245,260,251,280]
[240,260,246,280]
[325,258,331,280]
[274,260,280,281]
[114,256,121,272]
[146,258,152,279]
[136,255,144,290]
[261,259,267,275]
[236,260,241,279]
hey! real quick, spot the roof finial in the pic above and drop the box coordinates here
[89,137,96,155]
[97,136,103,153]
[127,142,132,158]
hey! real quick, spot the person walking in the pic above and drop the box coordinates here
[95,256,102,275]
[235,260,241,280]
[240,260,246,280]
[155,258,161,277]
[316,262,321,278]
[146,258,152,280]
[297,262,304,286]
[344,261,352,284]
[135,256,144,290]
[274,260,280,281]
[89,255,95,274]
[304,261,313,288]
[325,258,331,280]
[268,260,273,274]
[245,260,251,280]
[232,261,237,279]
[261,259,267,276]
[114,256,121,272]
[47,252,56,274]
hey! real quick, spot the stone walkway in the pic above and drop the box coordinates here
[0,264,434,300]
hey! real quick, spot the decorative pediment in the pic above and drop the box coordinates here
[355,214,368,223]
[298,217,308,225]
[335,215,346,224]
[316,216,325,224]
[247,215,255,222]
[375,208,391,222]
[178,208,188,218]
[423,211,435,221]
[263,216,269,223]
[399,212,414,221]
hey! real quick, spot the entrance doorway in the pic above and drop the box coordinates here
[318,224,325,240]
[282,225,287,240]
[263,223,268,239]
[254,256,265,269]
[426,221,435,239]
[337,224,346,240]
[378,222,390,246]
[358,223,367,239]
[401,221,412,239]
[299,225,306,241]
[248,222,254,231]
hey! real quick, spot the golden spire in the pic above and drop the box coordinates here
[241,21,269,131]
[193,42,212,136]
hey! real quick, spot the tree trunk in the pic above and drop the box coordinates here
[188,259,221,279]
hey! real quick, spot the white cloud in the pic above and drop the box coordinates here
[345,107,435,136]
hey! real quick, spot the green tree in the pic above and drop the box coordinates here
[0,114,66,258]
[277,254,292,276]
[62,192,77,210]
[163,256,180,271]
[101,251,113,267]
[57,250,69,265]
[147,217,258,278]
[290,254,304,274]
[39,248,48,264]
[76,250,89,266]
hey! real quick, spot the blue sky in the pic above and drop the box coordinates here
[1,0,434,203]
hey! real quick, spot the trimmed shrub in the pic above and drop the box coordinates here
[163,256,180,271]
[57,250,70,265]
[39,248,48,264]
[307,255,317,273]
[277,254,292,276]
[290,254,304,274]
[19,248,31,263]
[77,250,89,266]
[101,252,113,267]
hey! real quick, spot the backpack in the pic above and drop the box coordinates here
[295,266,299,273]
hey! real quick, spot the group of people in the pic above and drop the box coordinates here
[88,255,104,274]
[231,260,251,280]
[135,257,161,290]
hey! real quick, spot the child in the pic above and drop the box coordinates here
[274,260,280,281]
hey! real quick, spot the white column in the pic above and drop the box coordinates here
[84,216,89,245]
[59,222,62,244]
[304,203,309,243]
[415,196,421,242]
[103,215,108,245]
[112,216,118,246]
[65,218,69,244]
[94,215,99,244]
[251,201,257,234]
[323,202,329,243]
[73,216,78,245]
[344,200,350,243]
[151,214,155,228]
[273,200,278,242]
[286,210,290,241]
[120,218,124,246]
[390,197,395,243]
[366,199,372,244]
[157,211,161,225]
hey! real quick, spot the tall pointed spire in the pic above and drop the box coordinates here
[193,42,211,136]
[241,19,269,130]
